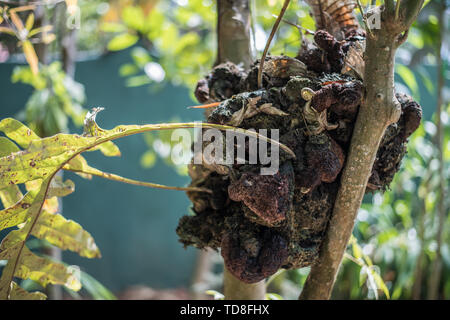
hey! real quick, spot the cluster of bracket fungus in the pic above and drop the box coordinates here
[177,24,422,283]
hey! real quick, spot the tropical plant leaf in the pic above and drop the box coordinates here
[9,282,46,300]
[0,118,40,148]
[365,266,379,300]
[78,270,116,300]
[9,10,24,31]
[205,290,224,300]
[0,227,81,298]
[16,246,81,291]
[0,189,40,231]
[31,210,100,258]
[0,114,294,299]
[359,265,368,287]
[0,185,23,209]
[21,41,39,75]
[87,141,121,157]
[0,137,23,208]
[395,64,420,100]
[351,237,363,260]
[47,176,75,198]
[107,33,139,51]
[25,13,34,31]
[371,268,390,299]
[266,293,284,300]
[0,26,16,36]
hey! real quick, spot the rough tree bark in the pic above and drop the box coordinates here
[300,0,424,300]
[190,248,215,299]
[223,268,266,300]
[216,0,252,69]
[216,0,266,300]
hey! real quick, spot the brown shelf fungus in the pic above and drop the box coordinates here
[177,27,422,283]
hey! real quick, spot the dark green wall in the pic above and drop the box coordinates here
[0,49,206,293]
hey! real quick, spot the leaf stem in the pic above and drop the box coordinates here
[257,0,291,89]
[66,168,213,194]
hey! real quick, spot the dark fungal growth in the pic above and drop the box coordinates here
[194,62,246,104]
[176,27,422,283]
[221,219,289,283]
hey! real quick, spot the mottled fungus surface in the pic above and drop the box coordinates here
[177,29,422,283]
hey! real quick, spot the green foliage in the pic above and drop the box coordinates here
[103,0,215,89]
[0,114,291,299]
[265,292,283,300]
[102,0,318,91]
[107,33,139,51]
[395,64,420,100]
[347,235,390,299]
[11,62,86,137]
[348,114,449,299]
[0,117,144,298]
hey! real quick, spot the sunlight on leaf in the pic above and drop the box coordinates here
[22,41,39,75]
[107,33,139,51]
[395,64,419,101]
[205,290,224,300]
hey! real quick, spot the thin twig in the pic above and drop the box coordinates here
[394,0,401,20]
[356,0,374,38]
[344,252,363,267]
[274,15,315,35]
[318,0,326,30]
[395,29,409,48]
[257,0,291,89]
[66,168,213,193]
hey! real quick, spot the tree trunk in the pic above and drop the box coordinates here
[223,268,266,300]
[190,249,215,299]
[216,0,252,69]
[58,2,77,78]
[34,5,49,65]
[300,1,424,300]
[216,0,265,300]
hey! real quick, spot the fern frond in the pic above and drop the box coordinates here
[0,116,295,299]
[31,211,100,259]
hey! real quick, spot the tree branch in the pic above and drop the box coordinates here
[299,1,424,300]
[257,0,290,88]
[399,0,426,30]
[223,268,266,300]
[216,0,266,300]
